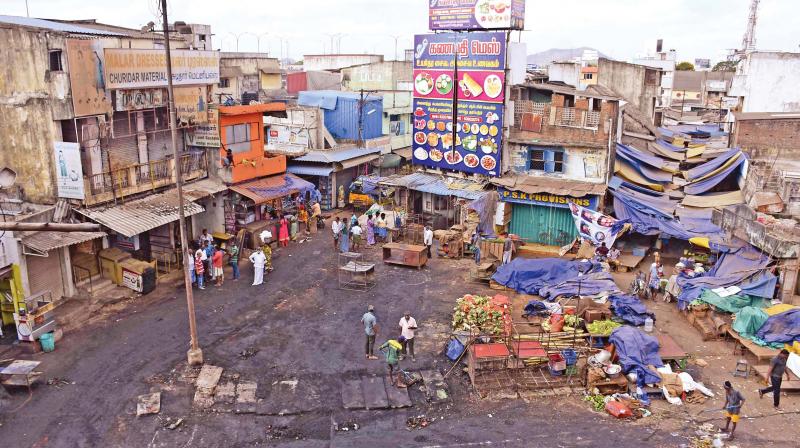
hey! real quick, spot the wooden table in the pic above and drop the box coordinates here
[727,329,780,361]
[658,334,689,369]
[382,243,428,269]
[0,360,42,392]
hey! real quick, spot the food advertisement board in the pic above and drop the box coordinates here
[429,0,525,31]
[412,32,506,176]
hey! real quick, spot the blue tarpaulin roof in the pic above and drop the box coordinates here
[491,258,621,300]
[755,309,800,346]
[287,164,334,177]
[610,326,664,386]
[230,173,315,204]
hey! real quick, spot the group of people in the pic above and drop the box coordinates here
[469,230,517,266]
[188,229,240,290]
[361,305,419,386]
[331,212,395,253]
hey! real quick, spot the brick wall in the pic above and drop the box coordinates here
[733,118,800,159]
[511,100,616,148]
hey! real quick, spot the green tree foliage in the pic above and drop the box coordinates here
[676,61,695,71]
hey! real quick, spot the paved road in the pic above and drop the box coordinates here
[1,232,694,447]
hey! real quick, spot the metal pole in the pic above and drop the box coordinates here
[161,0,203,366]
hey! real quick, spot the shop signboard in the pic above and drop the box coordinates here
[104,49,219,89]
[412,31,506,176]
[267,125,310,147]
[429,0,525,31]
[497,187,599,210]
[174,86,209,126]
[114,89,166,111]
[568,203,622,247]
[65,39,112,117]
[121,267,144,292]
[53,141,85,200]
[186,106,221,148]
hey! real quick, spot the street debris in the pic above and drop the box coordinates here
[162,417,184,430]
[136,392,161,416]
[406,415,434,430]
[193,365,223,409]
[46,377,74,388]
[333,420,360,432]
[265,425,305,440]
[238,348,259,359]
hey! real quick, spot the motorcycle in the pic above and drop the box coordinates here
[629,271,648,299]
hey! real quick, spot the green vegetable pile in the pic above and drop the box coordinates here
[452,294,505,335]
[584,394,606,412]
[586,319,621,336]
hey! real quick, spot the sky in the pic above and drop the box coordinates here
[4,0,800,63]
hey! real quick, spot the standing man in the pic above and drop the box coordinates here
[198,241,209,283]
[759,349,791,410]
[310,201,321,234]
[722,381,745,439]
[194,247,206,290]
[249,248,267,286]
[298,205,309,234]
[379,336,405,386]
[471,231,482,265]
[332,217,342,250]
[361,305,379,360]
[199,228,214,248]
[212,244,224,287]
[187,247,196,287]
[502,234,516,265]
[228,241,240,281]
[205,240,215,283]
[398,311,418,362]
[351,222,363,251]
[423,226,433,258]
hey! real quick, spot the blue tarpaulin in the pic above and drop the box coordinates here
[610,326,664,386]
[685,148,741,181]
[677,245,776,309]
[683,152,746,195]
[491,258,620,299]
[609,294,655,326]
[755,309,800,346]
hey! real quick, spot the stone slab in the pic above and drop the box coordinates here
[236,381,258,404]
[195,365,224,392]
[384,381,412,408]
[341,379,366,410]
[215,381,236,404]
[361,376,389,410]
[136,392,161,416]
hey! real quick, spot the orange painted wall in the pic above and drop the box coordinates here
[219,111,286,183]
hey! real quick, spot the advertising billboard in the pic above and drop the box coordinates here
[53,141,85,200]
[412,31,506,176]
[103,49,219,89]
[429,0,525,31]
[65,39,112,117]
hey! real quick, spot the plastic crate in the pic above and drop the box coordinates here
[548,353,566,371]
[565,365,578,376]
[548,365,564,376]
[561,349,577,366]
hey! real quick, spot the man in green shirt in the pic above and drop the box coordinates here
[380,336,405,386]
[228,242,240,280]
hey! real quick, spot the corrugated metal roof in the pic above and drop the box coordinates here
[21,231,106,253]
[229,173,315,204]
[491,175,606,197]
[74,189,205,238]
[379,172,486,200]
[298,90,382,110]
[218,103,286,116]
[339,154,380,170]
[294,147,382,163]
[182,178,228,200]
[287,164,334,177]
[0,15,125,36]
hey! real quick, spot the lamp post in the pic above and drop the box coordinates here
[160,0,203,366]
[257,32,270,55]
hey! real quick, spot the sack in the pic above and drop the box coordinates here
[317,217,325,230]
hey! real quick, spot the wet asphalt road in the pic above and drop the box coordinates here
[0,230,705,447]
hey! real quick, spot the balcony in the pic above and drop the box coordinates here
[514,101,602,130]
[511,101,610,148]
[84,152,208,206]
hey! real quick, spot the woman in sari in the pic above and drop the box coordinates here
[262,243,273,272]
[278,216,289,247]
[339,222,350,253]
[366,215,376,246]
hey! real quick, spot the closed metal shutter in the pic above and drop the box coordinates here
[510,203,577,246]
[27,251,65,300]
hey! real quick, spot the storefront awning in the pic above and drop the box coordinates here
[339,154,380,170]
[182,178,228,200]
[21,231,106,253]
[74,189,205,238]
[490,175,606,198]
[287,164,334,177]
[229,173,315,205]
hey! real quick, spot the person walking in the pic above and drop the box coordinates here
[339,221,350,253]
[249,248,267,286]
[205,240,215,283]
[194,247,206,290]
[361,305,379,360]
[502,234,516,265]
[722,381,746,440]
[471,231,482,265]
[423,225,433,258]
[366,215,376,246]
[212,244,224,287]
[278,215,290,247]
[298,205,309,234]
[376,213,388,242]
[332,217,342,250]
[187,248,196,287]
[379,336,405,386]
[310,201,321,234]
[758,349,791,410]
[228,241,240,281]
[647,261,662,300]
[398,312,418,362]
[351,222,363,251]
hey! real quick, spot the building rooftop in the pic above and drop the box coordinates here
[0,14,125,36]
[733,112,800,121]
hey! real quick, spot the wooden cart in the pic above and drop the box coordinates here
[382,243,428,269]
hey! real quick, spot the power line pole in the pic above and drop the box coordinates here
[161,0,203,366]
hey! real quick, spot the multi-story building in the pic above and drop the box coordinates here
[597,58,662,126]
[728,51,800,113]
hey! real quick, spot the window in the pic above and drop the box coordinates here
[583,73,593,80]
[219,78,231,88]
[529,147,565,173]
[49,50,63,71]
[224,123,252,154]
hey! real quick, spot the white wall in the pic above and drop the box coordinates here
[632,58,675,107]
[303,54,383,71]
[729,52,800,113]
[547,62,580,88]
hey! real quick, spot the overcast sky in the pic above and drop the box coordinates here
[6,0,800,62]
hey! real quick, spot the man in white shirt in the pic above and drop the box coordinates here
[423,226,434,258]
[350,223,363,251]
[331,217,342,250]
[398,311,418,362]
[249,249,266,286]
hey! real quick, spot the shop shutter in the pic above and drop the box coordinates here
[27,251,65,300]
[510,203,577,247]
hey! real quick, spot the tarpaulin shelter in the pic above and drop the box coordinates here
[492,258,619,299]
[755,309,800,347]
[697,290,769,314]
[732,306,769,340]
[610,326,664,386]
[609,294,655,326]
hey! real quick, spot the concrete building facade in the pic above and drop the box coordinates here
[729,52,800,113]
[597,58,662,125]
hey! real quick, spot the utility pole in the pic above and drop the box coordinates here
[161,0,203,366]
[450,32,459,161]
[390,35,400,61]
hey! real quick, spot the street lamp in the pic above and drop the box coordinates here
[160,0,203,366]
[257,32,270,55]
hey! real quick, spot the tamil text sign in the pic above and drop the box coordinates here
[186,107,221,148]
[104,49,219,89]
[53,142,85,200]
[429,0,525,31]
[412,32,506,176]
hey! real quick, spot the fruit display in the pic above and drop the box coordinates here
[452,294,506,335]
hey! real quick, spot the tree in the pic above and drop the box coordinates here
[676,61,695,71]
[712,60,737,72]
